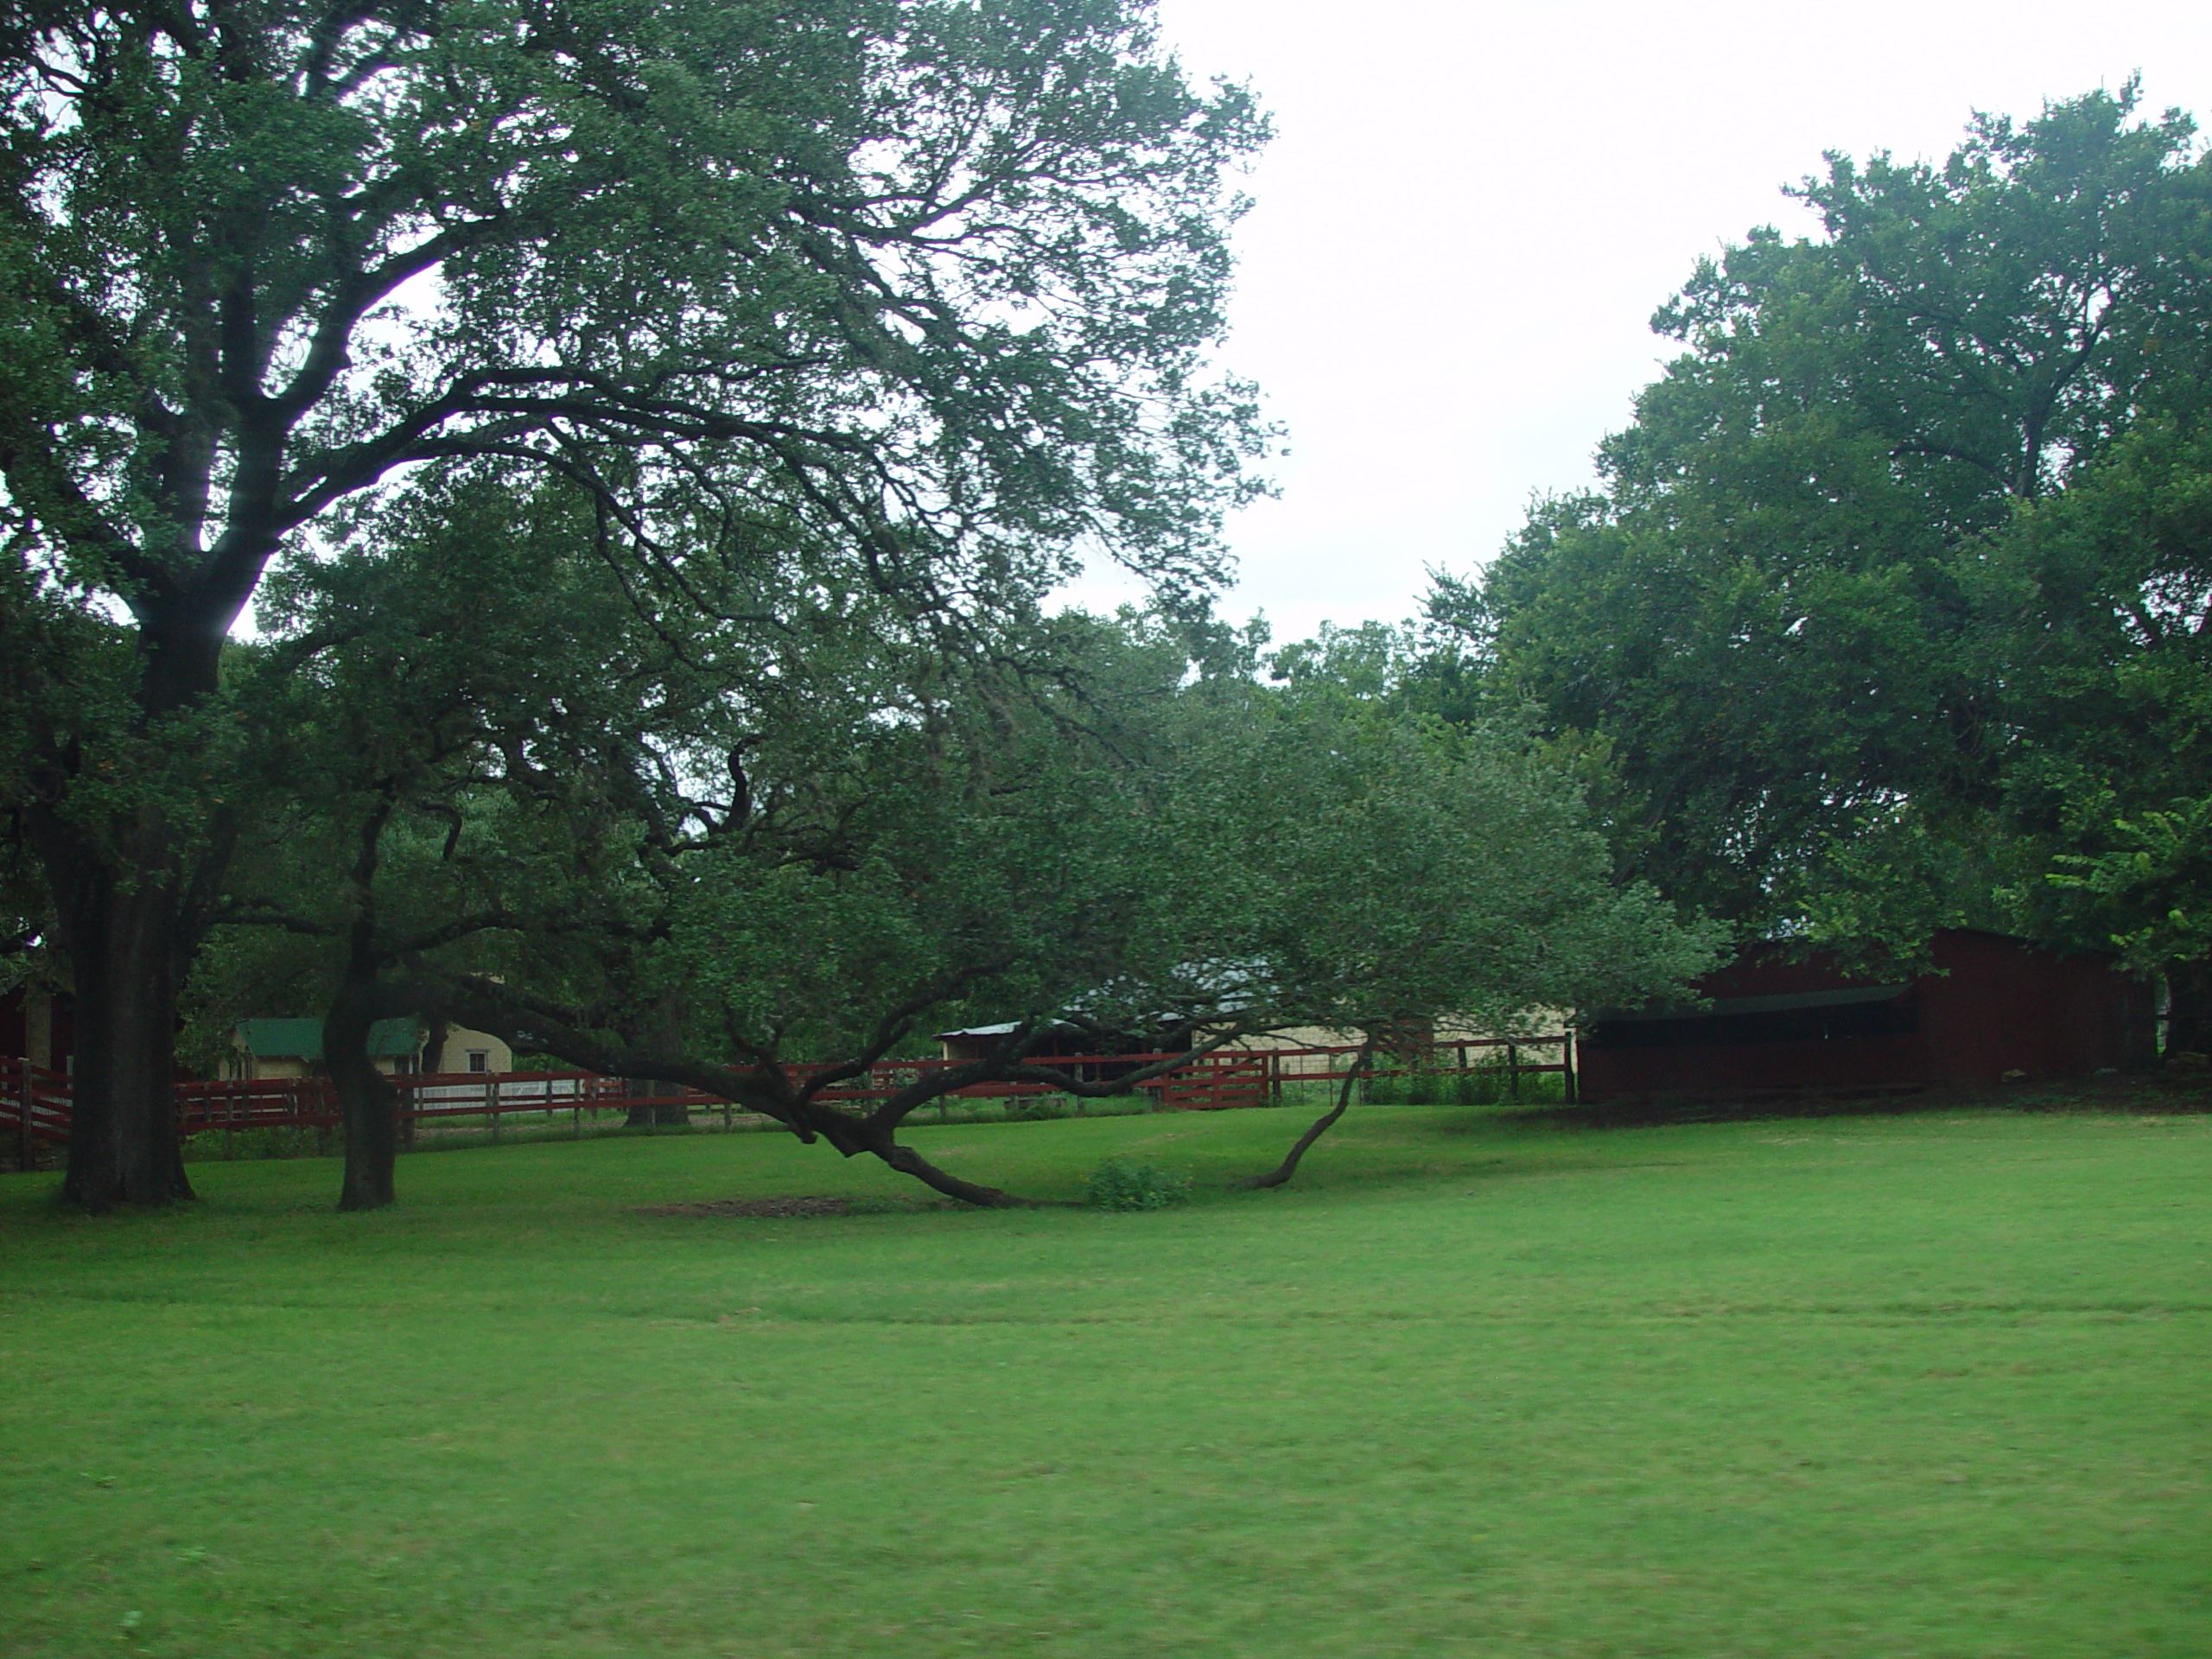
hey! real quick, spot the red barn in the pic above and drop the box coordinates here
[0,987,73,1074]
[1577,929,2154,1103]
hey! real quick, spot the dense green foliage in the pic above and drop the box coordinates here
[4,1101,2208,1656]
[1083,1151,1192,1209]
[4,0,1717,1215]
[1442,85,2212,992]
[0,0,1273,1205]
[200,561,1718,1206]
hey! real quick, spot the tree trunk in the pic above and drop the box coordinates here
[43,830,197,1211]
[408,1018,450,1150]
[1236,1045,1372,1192]
[623,1079,691,1128]
[866,1130,1051,1207]
[28,611,234,1211]
[328,975,401,1211]
[623,995,691,1127]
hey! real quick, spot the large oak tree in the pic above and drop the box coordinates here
[1440,86,2212,988]
[0,0,1268,1207]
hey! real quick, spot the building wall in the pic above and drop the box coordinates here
[430,1027,513,1075]
[1917,930,2154,1084]
[1223,1025,1357,1052]
[1578,931,2152,1102]
[1580,1028,1930,1099]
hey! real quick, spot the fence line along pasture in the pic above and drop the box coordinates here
[0,1036,1573,1156]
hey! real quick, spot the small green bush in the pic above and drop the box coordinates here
[1084,1154,1192,1211]
[1363,1057,1567,1106]
[1364,1068,1482,1105]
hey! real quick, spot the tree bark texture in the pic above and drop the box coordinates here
[865,1131,1054,1208]
[328,975,401,1212]
[25,607,238,1210]
[623,996,692,1127]
[622,1081,692,1128]
[1236,1046,1371,1192]
[39,815,198,1211]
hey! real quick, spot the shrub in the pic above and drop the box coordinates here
[1085,1155,1192,1211]
[1363,1056,1567,1106]
[1365,1067,1482,1105]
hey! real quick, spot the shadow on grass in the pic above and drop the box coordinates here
[1507,1075,2212,1132]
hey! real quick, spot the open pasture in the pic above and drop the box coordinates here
[3,1102,2208,1657]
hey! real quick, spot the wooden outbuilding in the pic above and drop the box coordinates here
[1577,929,2154,1103]
[0,987,72,1073]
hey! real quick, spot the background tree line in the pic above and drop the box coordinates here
[1427,82,2212,1046]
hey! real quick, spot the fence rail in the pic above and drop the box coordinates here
[0,1035,1573,1154]
[1,1056,73,1166]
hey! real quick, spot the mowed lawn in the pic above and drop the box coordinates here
[2,1102,2208,1658]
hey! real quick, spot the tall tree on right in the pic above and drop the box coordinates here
[1440,85,2212,1017]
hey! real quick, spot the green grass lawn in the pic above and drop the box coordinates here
[3,1100,2208,1657]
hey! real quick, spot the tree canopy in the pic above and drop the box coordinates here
[1441,85,2212,996]
[0,0,1273,1206]
[198,537,1719,1208]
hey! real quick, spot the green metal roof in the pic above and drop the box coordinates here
[233,1017,423,1059]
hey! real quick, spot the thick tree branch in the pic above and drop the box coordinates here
[1235,1040,1372,1191]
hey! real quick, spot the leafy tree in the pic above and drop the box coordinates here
[1961,416,2212,1043]
[212,531,1718,1211]
[1183,662,1724,1189]
[0,0,1268,1207]
[359,608,1722,1208]
[200,469,714,1206]
[1443,86,2212,977]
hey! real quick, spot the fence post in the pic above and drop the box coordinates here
[16,1060,33,1174]
[1508,1043,1519,1101]
[1561,1033,1577,1104]
[486,1073,499,1141]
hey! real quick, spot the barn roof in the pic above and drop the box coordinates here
[1591,984,1911,1022]
[233,1017,423,1059]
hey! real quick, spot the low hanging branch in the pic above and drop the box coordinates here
[1235,1039,1374,1192]
[406,968,1260,1209]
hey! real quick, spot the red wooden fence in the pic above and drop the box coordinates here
[0,1035,1572,1155]
[2,1055,73,1166]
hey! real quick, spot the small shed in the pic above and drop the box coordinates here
[1577,929,2154,1103]
[232,1017,425,1080]
[231,1018,518,1079]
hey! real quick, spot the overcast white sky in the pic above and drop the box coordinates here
[1058,0,2212,643]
